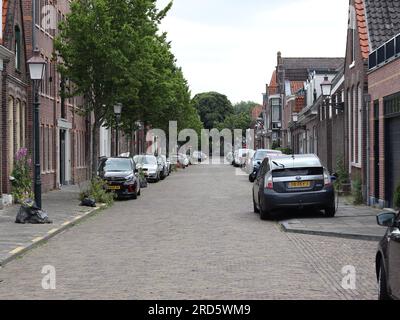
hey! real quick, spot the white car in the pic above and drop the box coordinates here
[233,149,250,167]
[133,155,163,182]
[191,151,208,164]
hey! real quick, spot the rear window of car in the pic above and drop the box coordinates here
[99,158,133,172]
[272,167,323,177]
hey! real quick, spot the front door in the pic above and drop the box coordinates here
[60,130,66,185]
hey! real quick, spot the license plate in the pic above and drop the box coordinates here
[107,185,121,190]
[289,181,311,188]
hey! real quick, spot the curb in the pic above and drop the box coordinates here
[279,221,383,242]
[0,204,106,268]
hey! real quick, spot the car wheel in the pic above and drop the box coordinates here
[378,262,391,300]
[325,205,336,217]
[137,188,141,196]
[132,192,138,200]
[253,192,259,213]
[249,174,255,183]
[259,196,271,220]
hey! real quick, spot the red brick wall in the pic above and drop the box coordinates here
[368,57,400,205]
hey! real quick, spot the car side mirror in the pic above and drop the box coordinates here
[377,212,397,227]
[257,161,261,165]
[330,176,337,182]
[134,169,138,173]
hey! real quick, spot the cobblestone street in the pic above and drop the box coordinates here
[0,163,378,300]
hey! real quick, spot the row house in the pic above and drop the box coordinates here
[290,68,345,173]
[344,0,400,207]
[264,52,343,151]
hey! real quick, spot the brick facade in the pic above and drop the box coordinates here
[368,56,400,208]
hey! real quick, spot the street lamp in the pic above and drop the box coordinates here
[320,75,344,111]
[27,47,46,209]
[113,103,123,156]
[320,76,332,97]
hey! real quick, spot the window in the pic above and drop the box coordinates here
[272,105,280,122]
[347,89,352,164]
[15,26,21,70]
[15,100,21,151]
[21,102,26,147]
[358,86,362,164]
[8,97,14,173]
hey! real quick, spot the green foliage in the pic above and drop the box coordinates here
[233,101,259,115]
[216,112,252,133]
[80,177,114,206]
[276,147,293,155]
[334,155,349,192]
[55,0,201,174]
[352,176,364,205]
[192,92,234,130]
[272,141,281,150]
[10,148,33,204]
[393,183,400,209]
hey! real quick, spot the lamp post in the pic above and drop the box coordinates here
[113,103,123,156]
[27,47,46,209]
[320,75,344,111]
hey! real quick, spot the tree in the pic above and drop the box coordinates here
[55,0,173,174]
[216,112,251,133]
[192,92,234,130]
[233,101,259,115]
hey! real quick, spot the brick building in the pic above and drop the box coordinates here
[264,52,343,151]
[368,32,400,208]
[1,0,29,203]
[343,0,400,204]
[291,68,345,173]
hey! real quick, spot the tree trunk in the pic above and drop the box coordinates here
[91,121,100,178]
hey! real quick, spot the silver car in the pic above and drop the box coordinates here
[134,155,163,182]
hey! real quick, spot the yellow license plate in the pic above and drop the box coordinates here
[289,181,311,188]
[107,185,121,190]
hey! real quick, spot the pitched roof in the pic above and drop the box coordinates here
[282,58,344,81]
[268,70,278,95]
[290,81,304,95]
[2,0,7,44]
[355,0,369,59]
[364,0,400,50]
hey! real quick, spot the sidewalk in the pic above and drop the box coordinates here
[0,184,104,267]
[278,197,390,241]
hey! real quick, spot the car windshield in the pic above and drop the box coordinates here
[135,156,157,165]
[100,158,132,172]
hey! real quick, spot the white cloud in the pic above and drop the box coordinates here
[157,0,349,104]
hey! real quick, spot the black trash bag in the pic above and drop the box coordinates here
[80,198,96,207]
[15,204,52,224]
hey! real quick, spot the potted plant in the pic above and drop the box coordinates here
[138,168,148,188]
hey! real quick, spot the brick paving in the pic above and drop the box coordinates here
[0,163,379,299]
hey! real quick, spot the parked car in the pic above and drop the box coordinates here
[226,152,234,164]
[252,154,336,220]
[133,155,162,182]
[375,210,400,300]
[243,149,256,172]
[160,155,171,175]
[190,150,208,164]
[157,155,169,180]
[247,149,284,182]
[233,149,250,167]
[178,153,190,167]
[98,157,140,199]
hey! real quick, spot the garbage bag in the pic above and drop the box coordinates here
[140,178,148,188]
[80,198,96,207]
[15,205,52,224]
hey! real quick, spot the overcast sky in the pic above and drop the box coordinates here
[156,0,349,104]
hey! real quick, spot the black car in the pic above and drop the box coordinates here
[98,157,141,199]
[376,211,400,300]
[253,154,336,220]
